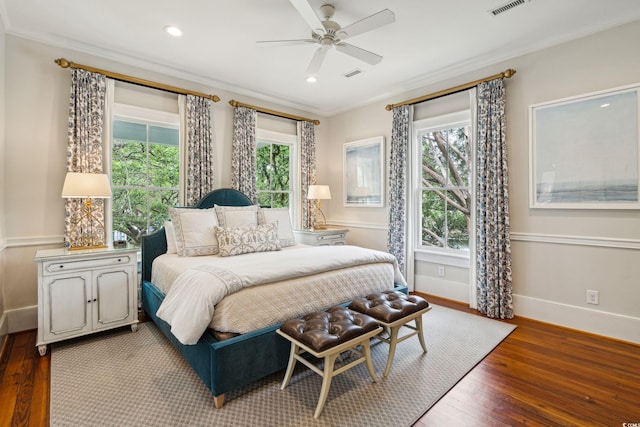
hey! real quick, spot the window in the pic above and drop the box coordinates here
[110,106,180,245]
[255,130,297,208]
[414,111,471,252]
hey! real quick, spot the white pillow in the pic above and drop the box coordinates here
[168,207,220,256]
[214,205,259,228]
[215,223,281,257]
[164,220,177,254]
[257,207,296,247]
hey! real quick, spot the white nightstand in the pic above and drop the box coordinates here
[34,246,139,356]
[294,228,349,246]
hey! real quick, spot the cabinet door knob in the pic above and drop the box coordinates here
[93,298,97,302]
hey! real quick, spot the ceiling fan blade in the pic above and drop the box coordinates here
[289,0,325,35]
[306,46,330,75]
[335,43,383,65]
[256,39,317,47]
[338,9,395,40]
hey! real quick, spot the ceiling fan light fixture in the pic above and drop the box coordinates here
[164,26,183,37]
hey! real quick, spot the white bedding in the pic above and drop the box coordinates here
[154,245,405,345]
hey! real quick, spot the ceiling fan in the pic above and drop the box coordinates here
[257,0,395,78]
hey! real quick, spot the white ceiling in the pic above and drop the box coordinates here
[2,0,640,116]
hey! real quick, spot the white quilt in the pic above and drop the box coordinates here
[156,245,404,344]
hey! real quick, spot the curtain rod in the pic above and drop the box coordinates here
[55,58,220,102]
[229,100,320,125]
[385,68,516,111]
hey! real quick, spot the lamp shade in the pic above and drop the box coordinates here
[61,172,112,198]
[308,185,331,200]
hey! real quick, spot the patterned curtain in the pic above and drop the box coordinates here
[299,121,316,230]
[387,105,412,274]
[185,95,215,206]
[65,68,107,247]
[476,78,514,319]
[231,106,258,203]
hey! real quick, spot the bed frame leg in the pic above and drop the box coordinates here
[214,394,225,409]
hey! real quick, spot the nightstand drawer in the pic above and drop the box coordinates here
[44,255,134,274]
[316,232,346,242]
[294,228,350,246]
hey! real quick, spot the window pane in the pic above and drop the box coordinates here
[257,192,290,208]
[446,190,470,250]
[446,127,470,186]
[111,188,149,244]
[112,140,147,186]
[148,142,179,187]
[421,130,448,185]
[421,190,445,247]
[149,189,178,231]
[256,143,290,191]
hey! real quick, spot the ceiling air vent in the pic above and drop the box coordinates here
[344,69,363,78]
[489,0,528,16]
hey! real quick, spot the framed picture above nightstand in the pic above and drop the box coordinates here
[294,228,349,246]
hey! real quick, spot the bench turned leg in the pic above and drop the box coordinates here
[213,394,225,409]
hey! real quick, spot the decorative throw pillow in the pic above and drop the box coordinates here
[214,205,259,228]
[257,207,296,247]
[215,223,281,257]
[164,220,177,254]
[169,207,220,256]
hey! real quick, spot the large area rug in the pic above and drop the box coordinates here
[50,305,515,427]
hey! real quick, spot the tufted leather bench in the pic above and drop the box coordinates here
[349,290,431,377]
[277,306,382,419]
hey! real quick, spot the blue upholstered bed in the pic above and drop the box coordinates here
[140,188,407,407]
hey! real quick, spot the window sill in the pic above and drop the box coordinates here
[414,249,470,268]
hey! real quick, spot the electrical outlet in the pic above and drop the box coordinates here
[586,290,599,305]
[438,265,445,277]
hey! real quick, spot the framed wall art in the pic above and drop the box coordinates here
[529,83,640,209]
[343,136,385,207]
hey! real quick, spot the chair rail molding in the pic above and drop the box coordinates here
[510,232,640,250]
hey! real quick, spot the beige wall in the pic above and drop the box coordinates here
[1,34,323,333]
[321,20,640,343]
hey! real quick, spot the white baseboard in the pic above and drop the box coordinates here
[414,274,470,304]
[0,311,8,336]
[513,294,640,344]
[6,305,37,333]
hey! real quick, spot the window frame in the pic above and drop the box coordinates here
[255,129,299,227]
[411,109,473,260]
[106,103,180,245]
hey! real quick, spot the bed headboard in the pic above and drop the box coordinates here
[140,188,253,283]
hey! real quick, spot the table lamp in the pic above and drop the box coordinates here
[308,185,331,230]
[62,172,112,250]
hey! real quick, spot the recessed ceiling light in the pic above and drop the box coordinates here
[165,26,183,37]
[600,103,610,108]
[306,75,317,83]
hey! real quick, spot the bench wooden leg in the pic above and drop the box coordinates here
[314,353,339,419]
[383,326,400,377]
[416,315,428,353]
[281,343,299,390]
[362,339,378,383]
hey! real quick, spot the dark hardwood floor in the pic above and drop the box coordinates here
[1,295,638,427]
